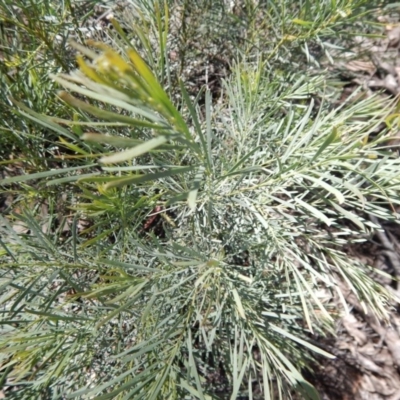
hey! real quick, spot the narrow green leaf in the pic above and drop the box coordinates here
[226,146,261,175]
[187,330,206,399]
[343,180,366,208]
[99,259,159,273]
[188,166,205,212]
[296,379,321,400]
[180,81,207,162]
[269,324,334,358]
[329,201,365,230]
[292,18,313,26]
[148,344,179,400]
[180,380,206,399]
[166,191,190,206]
[311,127,339,162]
[282,101,314,162]
[46,172,101,186]
[80,228,115,248]
[102,165,160,172]
[291,271,313,333]
[0,165,97,185]
[299,174,345,204]
[82,133,144,147]
[95,296,141,329]
[205,89,213,170]
[58,137,90,155]
[59,92,167,129]
[25,309,92,322]
[69,365,155,399]
[295,197,333,226]
[103,166,193,189]
[231,329,248,400]
[180,82,202,137]
[68,40,98,59]
[53,345,76,378]
[9,98,78,141]
[231,288,246,320]
[106,280,147,304]
[99,136,168,164]
[51,74,164,122]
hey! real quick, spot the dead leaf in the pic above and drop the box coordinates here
[361,374,376,393]
[343,314,368,346]
[368,74,399,95]
[386,26,400,48]
[369,374,396,396]
[374,347,394,368]
[345,60,376,75]
[356,353,384,374]
[12,220,29,234]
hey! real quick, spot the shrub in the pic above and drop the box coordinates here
[1,1,399,399]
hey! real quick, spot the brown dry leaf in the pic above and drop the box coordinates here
[356,353,384,375]
[368,74,399,95]
[12,220,29,234]
[384,74,399,94]
[373,59,397,76]
[383,328,400,367]
[395,67,400,82]
[361,374,377,393]
[358,342,378,358]
[41,202,51,234]
[387,131,400,150]
[386,26,400,48]
[0,194,13,213]
[60,216,71,233]
[76,218,90,232]
[374,347,394,368]
[369,374,396,396]
[345,60,376,75]
[342,314,368,346]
